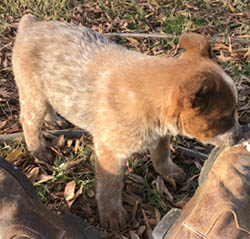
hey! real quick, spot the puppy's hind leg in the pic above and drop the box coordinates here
[95,142,128,231]
[150,135,185,182]
[44,105,69,129]
[19,93,52,162]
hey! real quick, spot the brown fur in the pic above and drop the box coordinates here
[12,14,241,230]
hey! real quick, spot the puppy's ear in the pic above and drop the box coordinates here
[182,72,217,111]
[179,32,213,58]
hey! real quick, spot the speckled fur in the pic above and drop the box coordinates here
[12,14,241,230]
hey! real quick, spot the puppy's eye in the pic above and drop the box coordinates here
[220,111,235,130]
[223,111,234,120]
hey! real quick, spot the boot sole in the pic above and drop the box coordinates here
[152,146,226,239]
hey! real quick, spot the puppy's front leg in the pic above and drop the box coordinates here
[150,135,185,182]
[95,143,128,230]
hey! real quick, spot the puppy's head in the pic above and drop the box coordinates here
[174,33,241,146]
[179,71,241,146]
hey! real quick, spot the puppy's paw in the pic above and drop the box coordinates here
[45,115,70,129]
[168,163,186,182]
[99,204,128,231]
[33,148,54,163]
[157,161,186,184]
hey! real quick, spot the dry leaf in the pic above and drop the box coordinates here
[137,225,146,236]
[75,185,83,199]
[34,174,54,185]
[126,37,139,46]
[86,188,95,198]
[155,208,161,223]
[67,139,73,147]
[0,120,8,130]
[218,50,235,62]
[142,208,152,237]
[6,147,23,163]
[64,180,76,208]
[26,167,40,182]
[129,231,140,239]
[128,173,144,184]
[74,138,81,153]
[173,194,190,208]
[153,176,173,201]
[131,199,140,221]
[66,158,84,170]
[57,135,65,148]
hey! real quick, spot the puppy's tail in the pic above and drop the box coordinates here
[18,14,39,32]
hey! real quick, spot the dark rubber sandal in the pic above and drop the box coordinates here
[0,157,38,199]
[63,214,102,239]
[0,157,102,239]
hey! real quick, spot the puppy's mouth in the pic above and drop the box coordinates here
[208,120,242,147]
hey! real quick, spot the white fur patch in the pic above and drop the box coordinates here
[166,123,179,136]
[220,71,238,101]
[100,135,109,145]
[95,143,104,157]
[97,109,106,114]
[128,91,135,101]
[115,153,127,159]
[100,71,111,80]
[103,142,110,148]
[64,95,70,106]
[26,120,33,126]
[31,112,36,120]
[96,149,104,157]
[243,142,250,152]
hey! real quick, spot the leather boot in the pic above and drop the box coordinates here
[153,139,250,239]
[0,157,101,239]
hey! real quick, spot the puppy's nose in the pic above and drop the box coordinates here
[242,123,250,135]
[234,127,243,143]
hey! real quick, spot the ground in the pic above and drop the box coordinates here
[0,1,249,238]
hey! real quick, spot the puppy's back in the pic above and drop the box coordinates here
[12,14,119,87]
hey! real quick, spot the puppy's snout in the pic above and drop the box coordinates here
[234,128,243,143]
[209,120,242,147]
[230,121,243,145]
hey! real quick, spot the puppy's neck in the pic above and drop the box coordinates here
[90,50,184,135]
[112,57,182,136]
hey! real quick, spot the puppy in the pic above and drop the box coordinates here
[12,14,241,230]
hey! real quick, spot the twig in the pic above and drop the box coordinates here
[0,132,23,142]
[105,32,250,44]
[0,129,87,143]
[0,129,208,160]
[105,32,176,39]
[11,25,250,44]
[173,145,208,161]
[1,126,249,160]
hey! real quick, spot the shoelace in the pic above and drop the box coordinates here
[183,222,206,238]
[58,231,66,239]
